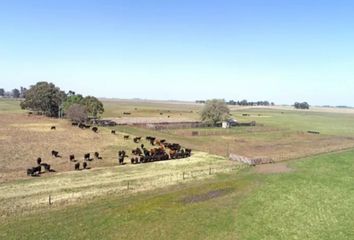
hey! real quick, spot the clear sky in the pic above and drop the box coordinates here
[0,0,353,105]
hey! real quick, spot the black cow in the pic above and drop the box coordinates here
[124,135,129,140]
[94,152,102,159]
[131,157,140,164]
[146,136,156,145]
[74,162,80,170]
[133,137,142,143]
[92,127,98,133]
[69,155,75,161]
[185,148,192,157]
[132,148,142,156]
[111,130,116,134]
[83,162,88,169]
[51,150,60,158]
[72,122,79,126]
[79,123,85,129]
[27,166,41,177]
[51,126,56,130]
[84,153,90,161]
[118,151,127,164]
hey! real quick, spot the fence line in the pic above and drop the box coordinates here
[0,163,249,218]
[38,164,246,209]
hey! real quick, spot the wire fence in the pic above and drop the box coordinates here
[2,163,249,217]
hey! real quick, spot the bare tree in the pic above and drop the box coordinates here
[66,104,88,122]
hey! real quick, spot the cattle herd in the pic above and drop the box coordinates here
[26,124,193,177]
[129,136,192,165]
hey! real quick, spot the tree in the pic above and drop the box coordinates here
[20,87,28,98]
[20,82,67,117]
[66,104,88,122]
[200,99,230,126]
[11,88,20,98]
[0,88,4,97]
[81,96,104,117]
[294,102,310,109]
[62,94,84,111]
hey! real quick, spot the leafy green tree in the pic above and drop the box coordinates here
[0,88,4,97]
[62,94,84,111]
[200,99,230,126]
[20,82,67,117]
[81,96,104,117]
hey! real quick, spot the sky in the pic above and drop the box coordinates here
[0,0,354,106]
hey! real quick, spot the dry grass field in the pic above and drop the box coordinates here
[0,113,140,182]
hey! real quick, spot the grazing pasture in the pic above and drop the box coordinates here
[1,99,354,239]
[0,113,135,182]
[1,150,354,240]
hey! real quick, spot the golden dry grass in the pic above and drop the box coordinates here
[0,114,171,182]
[0,151,242,217]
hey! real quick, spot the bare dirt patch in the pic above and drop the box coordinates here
[254,163,293,174]
[182,188,231,204]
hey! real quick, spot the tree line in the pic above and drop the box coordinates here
[19,82,104,121]
[0,87,27,98]
[196,99,274,106]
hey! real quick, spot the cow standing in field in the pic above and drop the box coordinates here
[111,130,116,134]
[51,126,56,130]
[133,137,142,143]
[146,136,156,145]
[84,153,90,161]
[94,152,102,160]
[118,151,127,165]
[51,150,60,158]
[92,127,98,133]
[74,163,80,171]
[124,135,130,140]
[69,155,75,162]
[132,148,142,156]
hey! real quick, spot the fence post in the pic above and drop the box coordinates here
[49,195,52,206]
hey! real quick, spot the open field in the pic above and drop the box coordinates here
[1,149,354,239]
[101,99,201,120]
[114,108,354,161]
[1,99,354,239]
[0,113,139,182]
